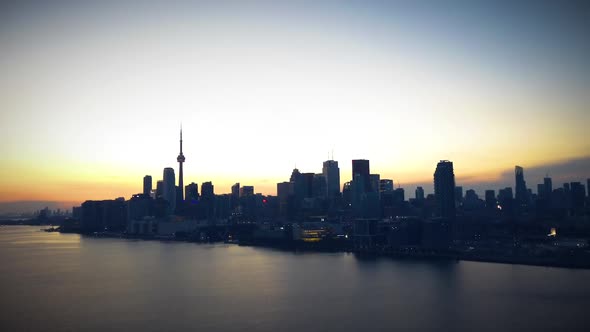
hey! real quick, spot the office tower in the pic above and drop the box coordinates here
[380,179,394,192]
[156,180,164,199]
[485,190,496,208]
[570,182,585,212]
[544,177,553,195]
[455,186,463,202]
[277,182,294,199]
[394,188,405,203]
[143,175,152,196]
[201,181,214,199]
[352,159,371,192]
[370,174,381,193]
[240,186,254,197]
[185,182,199,202]
[515,166,528,204]
[277,181,294,217]
[322,160,340,198]
[415,186,425,200]
[231,183,240,207]
[231,183,240,198]
[312,174,327,198]
[163,167,176,213]
[498,187,513,200]
[537,184,545,197]
[177,127,185,202]
[434,160,456,219]
[301,173,315,198]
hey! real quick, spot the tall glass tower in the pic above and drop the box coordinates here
[434,160,456,219]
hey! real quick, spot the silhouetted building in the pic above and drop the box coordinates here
[415,186,425,201]
[455,186,463,203]
[81,200,127,232]
[231,183,240,208]
[380,179,394,192]
[351,159,373,217]
[393,188,405,206]
[370,174,380,194]
[163,167,176,213]
[301,173,315,198]
[290,168,304,202]
[498,187,514,214]
[312,174,327,199]
[463,189,483,210]
[515,166,528,206]
[434,160,455,219]
[352,159,371,192]
[342,181,352,207]
[570,182,586,214]
[240,186,254,197]
[537,184,545,197]
[143,175,152,196]
[177,127,185,202]
[185,182,198,202]
[322,160,340,199]
[485,190,496,208]
[201,181,214,199]
[156,180,164,199]
[127,194,154,228]
[200,181,215,220]
[277,181,294,199]
[544,177,553,196]
[277,181,294,218]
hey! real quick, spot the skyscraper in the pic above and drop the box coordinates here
[415,186,425,200]
[163,167,176,213]
[485,190,496,208]
[201,181,214,199]
[515,166,528,205]
[143,175,152,196]
[177,126,185,202]
[434,160,456,219]
[322,160,340,199]
[369,174,381,193]
[380,179,394,192]
[544,176,553,196]
[231,183,240,208]
[352,159,371,192]
[185,182,199,202]
[454,186,463,202]
[156,180,164,199]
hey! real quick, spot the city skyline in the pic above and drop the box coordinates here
[1,1,589,206]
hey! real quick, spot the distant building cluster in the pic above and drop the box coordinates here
[65,129,590,266]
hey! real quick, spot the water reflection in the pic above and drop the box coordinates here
[1,226,589,332]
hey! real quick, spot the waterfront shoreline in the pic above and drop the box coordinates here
[47,226,590,270]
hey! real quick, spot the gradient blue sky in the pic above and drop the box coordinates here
[0,0,588,207]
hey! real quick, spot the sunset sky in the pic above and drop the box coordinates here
[1,1,589,208]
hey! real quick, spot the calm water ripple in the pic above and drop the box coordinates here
[1,226,589,331]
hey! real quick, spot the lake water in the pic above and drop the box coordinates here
[1,226,589,331]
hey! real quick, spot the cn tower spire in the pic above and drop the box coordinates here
[177,124,185,203]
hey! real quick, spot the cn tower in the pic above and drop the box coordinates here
[177,125,185,201]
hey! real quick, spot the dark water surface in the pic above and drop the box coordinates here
[1,226,589,331]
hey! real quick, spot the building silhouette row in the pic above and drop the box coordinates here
[74,129,589,243]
